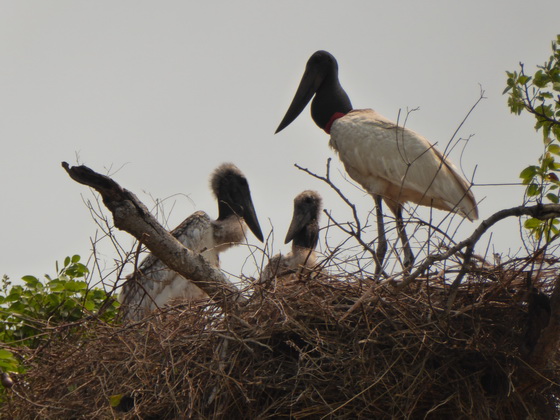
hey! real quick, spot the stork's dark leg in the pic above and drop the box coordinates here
[374,195,387,272]
[395,205,415,269]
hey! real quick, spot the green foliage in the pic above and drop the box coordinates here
[505,35,560,241]
[0,255,119,377]
[0,349,20,375]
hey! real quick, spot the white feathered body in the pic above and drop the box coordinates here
[120,211,247,320]
[260,246,317,285]
[329,109,478,220]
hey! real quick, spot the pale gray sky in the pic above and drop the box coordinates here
[1,1,559,284]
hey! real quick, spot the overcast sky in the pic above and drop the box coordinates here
[1,1,559,285]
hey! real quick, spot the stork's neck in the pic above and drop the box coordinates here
[311,73,352,134]
[216,200,237,222]
[324,112,347,134]
[212,215,246,247]
[215,200,246,246]
[291,225,319,268]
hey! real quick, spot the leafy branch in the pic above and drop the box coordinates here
[505,34,560,241]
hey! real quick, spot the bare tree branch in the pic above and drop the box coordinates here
[397,203,560,309]
[62,162,245,309]
[295,160,387,276]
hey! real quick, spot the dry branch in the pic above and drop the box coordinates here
[441,204,560,307]
[61,162,245,308]
[384,203,560,295]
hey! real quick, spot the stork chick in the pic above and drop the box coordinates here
[120,163,263,320]
[260,190,322,284]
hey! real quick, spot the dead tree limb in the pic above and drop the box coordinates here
[441,204,560,309]
[62,162,245,309]
[372,203,560,306]
[398,205,559,275]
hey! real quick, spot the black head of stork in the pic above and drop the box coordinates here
[284,190,322,250]
[211,163,264,242]
[276,50,353,134]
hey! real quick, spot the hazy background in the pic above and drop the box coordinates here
[1,1,559,285]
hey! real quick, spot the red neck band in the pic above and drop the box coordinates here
[324,112,346,134]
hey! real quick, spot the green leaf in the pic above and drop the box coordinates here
[549,144,560,155]
[520,165,538,182]
[45,293,61,308]
[0,349,16,359]
[6,287,23,303]
[63,280,87,292]
[534,70,550,88]
[0,349,20,372]
[65,263,89,279]
[553,124,560,141]
[109,394,124,408]
[518,75,531,85]
[48,279,65,292]
[527,183,542,197]
[546,193,559,203]
[542,155,556,170]
[21,275,39,286]
[524,218,543,229]
[83,299,95,311]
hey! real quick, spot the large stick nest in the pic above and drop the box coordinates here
[4,254,560,420]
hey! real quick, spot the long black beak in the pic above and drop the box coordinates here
[284,209,313,244]
[241,195,264,242]
[275,60,325,134]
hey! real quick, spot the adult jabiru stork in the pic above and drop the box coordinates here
[275,50,478,269]
[260,190,322,284]
[120,163,264,320]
